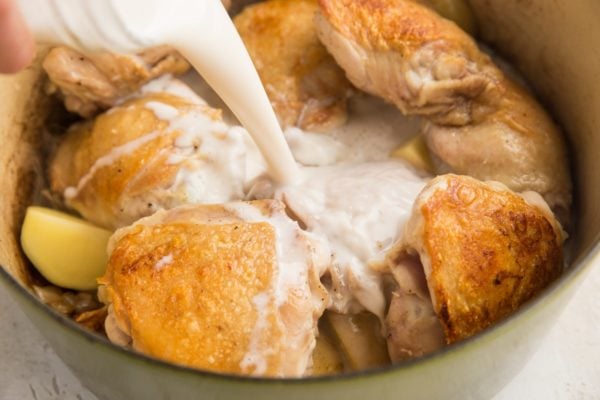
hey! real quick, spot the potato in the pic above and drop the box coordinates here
[21,206,112,290]
[325,311,390,371]
[311,332,344,375]
[391,135,434,174]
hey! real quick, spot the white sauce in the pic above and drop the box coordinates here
[154,254,173,271]
[239,292,271,376]
[269,161,427,319]
[143,96,248,205]
[224,202,330,376]
[140,74,207,105]
[145,101,179,120]
[236,91,427,319]
[284,127,343,167]
[64,130,162,200]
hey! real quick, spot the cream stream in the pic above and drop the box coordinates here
[18,0,300,184]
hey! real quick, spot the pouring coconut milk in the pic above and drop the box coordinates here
[16,0,300,184]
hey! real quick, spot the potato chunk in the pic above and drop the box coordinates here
[21,206,111,290]
[391,135,434,174]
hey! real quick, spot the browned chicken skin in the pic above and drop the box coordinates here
[50,87,248,230]
[43,46,189,117]
[386,175,563,349]
[315,0,571,222]
[100,200,330,376]
[235,0,351,132]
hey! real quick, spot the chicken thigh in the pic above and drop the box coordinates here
[43,46,189,117]
[235,0,351,132]
[50,78,251,229]
[314,0,571,222]
[99,200,330,377]
[386,174,564,355]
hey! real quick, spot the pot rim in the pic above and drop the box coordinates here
[1,229,597,385]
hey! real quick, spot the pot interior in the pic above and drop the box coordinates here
[0,0,599,380]
[0,50,53,287]
[470,0,600,258]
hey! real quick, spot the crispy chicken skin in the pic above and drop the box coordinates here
[387,175,564,345]
[316,0,488,122]
[99,200,330,377]
[235,0,350,132]
[314,0,571,221]
[50,84,248,230]
[43,46,189,117]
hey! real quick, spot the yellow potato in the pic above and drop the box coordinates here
[325,311,390,371]
[21,206,112,290]
[391,135,434,174]
[311,331,344,375]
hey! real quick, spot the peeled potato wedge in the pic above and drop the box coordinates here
[326,311,390,371]
[391,135,434,174]
[311,332,344,376]
[21,206,112,290]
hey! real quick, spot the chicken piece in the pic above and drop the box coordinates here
[227,0,260,14]
[423,78,573,224]
[234,0,350,132]
[385,254,445,361]
[50,78,250,230]
[420,0,477,35]
[387,174,564,347]
[315,0,494,123]
[315,0,571,222]
[99,200,331,377]
[43,46,189,117]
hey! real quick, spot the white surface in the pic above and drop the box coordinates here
[1,264,599,400]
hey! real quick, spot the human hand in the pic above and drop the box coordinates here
[0,0,34,73]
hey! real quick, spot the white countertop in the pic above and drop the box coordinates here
[1,264,599,400]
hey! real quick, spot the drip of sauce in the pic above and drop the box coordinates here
[18,0,300,185]
[223,201,330,376]
[143,95,248,205]
[63,130,163,200]
[250,161,428,319]
[63,84,251,228]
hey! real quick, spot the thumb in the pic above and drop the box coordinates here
[0,0,34,74]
